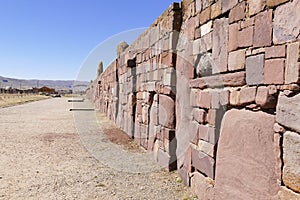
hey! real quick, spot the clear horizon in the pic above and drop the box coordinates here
[0,0,177,81]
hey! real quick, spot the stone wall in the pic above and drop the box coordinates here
[86,0,300,199]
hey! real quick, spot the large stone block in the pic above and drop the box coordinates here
[221,0,238,13]
[267,0,289,8]
[246,54,264,85]
[255,86,277,108]
[214,109,279,199]
[238,25,254,48]
[283,131,300,193]
[285,42,300,84]
[264,59,285,84]
[228,23,239,52]
[190,172,214,200]
[248,0,265,16]
[240,87,256,105]
[229,1,245,23]
[158,94,175,129]
[212,18,229,74]
[265,45,286,59]
[191,146,215,179]
[228,49,246,71]
[276,93,300,132]
[273,0,300,44]
[253,10,273,48]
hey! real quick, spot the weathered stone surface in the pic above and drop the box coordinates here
[240,87,256,105]
[255,86,277,108]
[193,108,206,124]
[248,0,265,16]
[278,186,300,200]
[246,54,264,85]
[195,53,213,77]
[220,90,230,106]
[210,0,221,19]
[198,91,211,109]
[191,146,215,179]
[222,0,238,13]
[158,94,175,129]
[238,26,254,48]
[190,71,246,89]
[228,49,246,71]
[283,131,300,193]
[264,59,285,84]
[253,10,273,48]
[274,133,282,183]
[228,23,239,52]
[201,19,212,35]
[274,123,285,133]
[199,7,211,25]
[198,140,215,157]
[212,18,229,74]
[265,45,286,59]
[273,0,300,44]
[190,172,214,200]
[210,91,220,109]
[285,42,300,84]
[230,89,240,106]
[267,0,289,8]
[198,125,215,143]
[214,109,279,199]
[276,93,300,132]
[229,2,245,23]
[206,109,216,126]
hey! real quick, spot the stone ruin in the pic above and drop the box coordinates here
[86,0,300,199]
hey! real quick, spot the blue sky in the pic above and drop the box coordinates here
[0,0,177,81]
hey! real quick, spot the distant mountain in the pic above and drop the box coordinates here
[0,75,89,92]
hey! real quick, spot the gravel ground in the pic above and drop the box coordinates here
[0,98,195,200]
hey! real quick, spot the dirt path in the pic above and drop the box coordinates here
[0,98,194,199]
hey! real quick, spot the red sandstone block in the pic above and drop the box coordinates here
[212,18,229,73]
[267,0,289,8]
[186,17,196,40]
[222,0,238,13]
[220,90,230,106]
[238,26,254,48]
[253,10,273,48]
[228,49,246,71]
[229,2,246,24]
[198,124,209,141]
[191,146,215,179]
[230,89,240,106]
[265,45,286,59]
[210,91,220,109]
[190,89,199,107]
[193,108,206,124]
[211,1,222,19]
[198,91,211,109]
[198,125,216,144]
[264,59,285,84]
[190,121,200,144]
[240,17,254,29]
[248,0,265,16]
[158,94,175,129]
[240,87,257,105]
[199,7,211,25]
[228,23,239,52]
[206,109,216,126]
[255,86,277,108]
